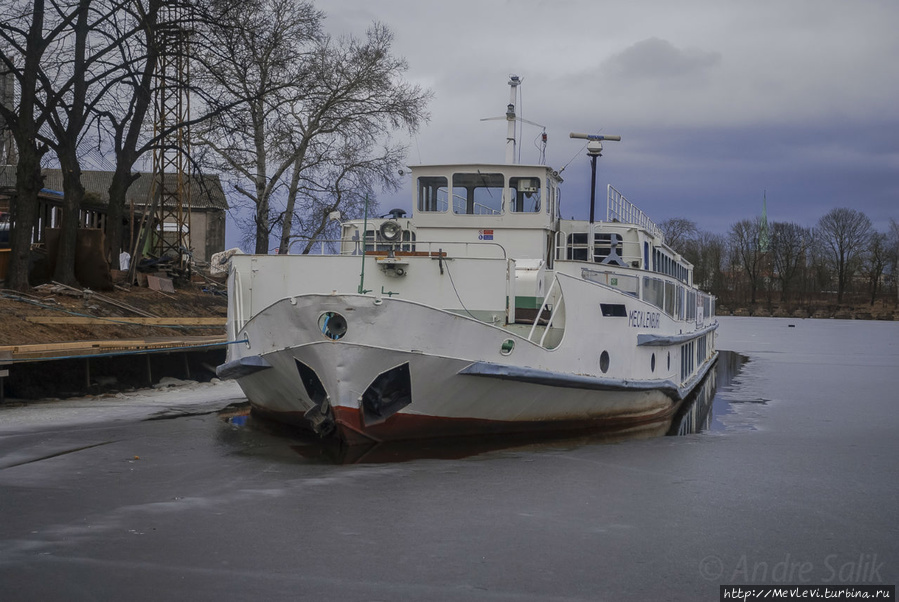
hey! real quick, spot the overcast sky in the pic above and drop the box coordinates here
[311,0,899,237]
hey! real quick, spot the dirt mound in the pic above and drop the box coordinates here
[0,282,228,347]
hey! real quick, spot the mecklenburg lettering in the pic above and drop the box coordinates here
[628,310,660,329]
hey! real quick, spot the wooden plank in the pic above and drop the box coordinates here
[24,316,225,326]
[0,335,228,360]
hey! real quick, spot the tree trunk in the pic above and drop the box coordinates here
[254,199,269,254]
[4,0,46,291]
[106,165,140,267]
[52,154,85,285]
[7,154,44,291]
[278,158,303,255]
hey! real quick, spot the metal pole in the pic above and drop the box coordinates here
[357,195,369,294]
[589,154,598,224]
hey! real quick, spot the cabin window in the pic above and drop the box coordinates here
[509,177,540,213]
[452,172,504,215]
[567,232,589,261]
[417,176,448,212]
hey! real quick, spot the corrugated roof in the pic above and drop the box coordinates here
[0,166,228,210]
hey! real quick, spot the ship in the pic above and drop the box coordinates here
[217,77,718,445]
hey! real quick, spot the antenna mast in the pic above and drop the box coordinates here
[481,75,545,164]
[504,75,520,164]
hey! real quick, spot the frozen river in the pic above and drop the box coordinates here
[1,317,897,601]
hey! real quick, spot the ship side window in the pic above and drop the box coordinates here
[686,290,697,321]
[567,232,589,261]
[664,281,676,317]
[452,172,504,215]
[509,177,541,213]
[417,176,448,212]
[643,277,664,310]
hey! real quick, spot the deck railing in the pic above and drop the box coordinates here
[607,185,664,240]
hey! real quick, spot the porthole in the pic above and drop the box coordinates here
[599,350,610,373]
[318,312,348,340]
[651,353,656,373]
[500,339,515,356]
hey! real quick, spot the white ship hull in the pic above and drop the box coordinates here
[219,273,717,444]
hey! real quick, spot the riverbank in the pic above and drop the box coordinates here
[718,298,898,320]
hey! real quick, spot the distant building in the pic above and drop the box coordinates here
[0,167,228,264]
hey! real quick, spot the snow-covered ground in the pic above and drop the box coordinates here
[0,378,247,434]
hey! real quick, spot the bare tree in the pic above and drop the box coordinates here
[860,231,888,306]
[273,24,429,255]
[729,218,765,304]
[683,230,726,296]
[96,0,245,265]
[658,217,697,252]
[285,138,407,254]
[196,1,430,254]
[92,0,163,266]
[195,0,323,254]
[816,207,872,304]
[888,218,899,303]
[770,221,813,303]
[0,0,69,290]
[36,0,98,284]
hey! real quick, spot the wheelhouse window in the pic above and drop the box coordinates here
[417,176,448,212]
[509,177,540,213]
[452,172,503,215]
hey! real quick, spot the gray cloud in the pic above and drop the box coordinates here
[602,38,721,82]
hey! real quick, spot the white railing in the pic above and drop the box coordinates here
[607,185,664,240]
[286,238,508,260]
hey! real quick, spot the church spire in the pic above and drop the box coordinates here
[759,190,770,253]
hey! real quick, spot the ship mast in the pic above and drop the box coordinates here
[481,75,545,164]
[504,75,520,164]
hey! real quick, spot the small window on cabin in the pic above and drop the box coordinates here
[509,177,540,213]
[417,176,448,212]
[452,173,504,215]
[401,231,416,252]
